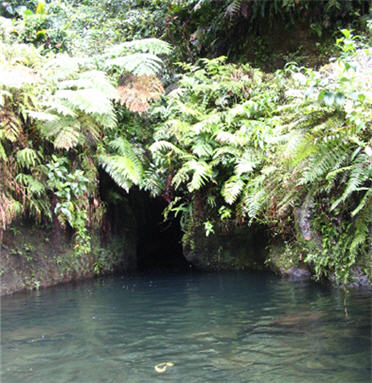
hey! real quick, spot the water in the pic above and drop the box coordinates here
[1,271,371,383]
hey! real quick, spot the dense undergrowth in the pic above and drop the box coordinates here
[0,1,371,286]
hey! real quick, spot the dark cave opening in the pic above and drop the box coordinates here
[131,192,189,271]
[99,172,189,272]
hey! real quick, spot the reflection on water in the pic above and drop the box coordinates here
[1,271,371,383]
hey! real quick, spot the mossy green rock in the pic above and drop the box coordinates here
[183,223,267,271]
[0,219,137,296]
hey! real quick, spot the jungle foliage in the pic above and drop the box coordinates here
[148,30,371,284]
[0,19,169,253]
[0,1,371,285]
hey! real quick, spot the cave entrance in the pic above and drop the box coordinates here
[99,173,188,271]
[129,191,188,271]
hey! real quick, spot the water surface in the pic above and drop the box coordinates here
[1,271,371,382]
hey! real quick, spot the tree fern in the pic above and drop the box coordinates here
[0,111,22,142]
[105,53,164,76]
[117,74,164,114]
[43,117,81,149]
[55,89,115,116]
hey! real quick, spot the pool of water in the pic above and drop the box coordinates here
[1,271,371,383]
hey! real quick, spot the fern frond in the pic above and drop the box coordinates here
[349,194,372,255]
[0,111,22,142]
[14,173,45,197]
[143,165,166,197]
[27,110,58,121]
[222,176,244,204]
[16,148,40,169]
[109,38,172,55]
[299,144,349,185]
[0,64,39,89]
[239,175,267,219]
[117,74,164,114]
[150,140,191,159]
[215,130,248,146]
[60,71,119,100]
[108,137,143,170]
[213,145,242,159]
[43,98,77,117]
[106,53,164,76]
[187,160,213,192]
[0,193,22,230]
[43,117,81,149]
[192,138,213,158]
[98,153,142,192]
[235,152,258,176]
[172,159,213,192]
[351,189,372,217]
[331,154,372,210]
[225,0,242,20]
[55,89,114,116]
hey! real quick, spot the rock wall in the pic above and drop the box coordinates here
[183,222,268,271]
[0,218,137,296]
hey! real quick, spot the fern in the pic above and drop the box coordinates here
[55,89,115,116]
[299,144,349,185]
[16,148,40,169]
[0,111,22,142]
[15,174,45,197]
[235,152,258,176]
[99,137,144,191]
[331,153,372,211]
[99,154,141,192]
[172,159,213,192]
[106,53,164,76]
[225,0,242,20]
[117,74,164,114]
[150,140,191,159]
[349,194,372,255]
[43,117,81,149]
[222,176,244,205]
[192,137,214,158]
[107,38,172,56]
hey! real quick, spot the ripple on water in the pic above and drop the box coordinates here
[1,272,371,383]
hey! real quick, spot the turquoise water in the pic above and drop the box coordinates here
[1,271,371,382]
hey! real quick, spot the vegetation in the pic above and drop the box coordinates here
[0,1,371,286]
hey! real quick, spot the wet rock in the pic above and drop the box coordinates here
[183,222,268,271]
[348,267,371,289]
[0,220,137,296]
[281,266,312,281]
[293,193,321,246]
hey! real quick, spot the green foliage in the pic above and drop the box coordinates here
[0,26,168,255]
[150,30,371,285]
[1,0,370,287]
[162,0,368,62]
